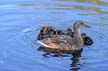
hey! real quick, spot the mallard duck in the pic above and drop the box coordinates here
[37,26,53,40]
[56,30,64,35]
[66,28,74,37]
[37,21,90,51]
[37,29,44,40]
[81,33,93,45]
[37,26,64,40]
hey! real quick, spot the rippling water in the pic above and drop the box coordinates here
[0,0,108,71]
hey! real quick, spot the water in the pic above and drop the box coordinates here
[0,0,108,71]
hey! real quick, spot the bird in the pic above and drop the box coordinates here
[37,26,64,40]
[81,33,93,45]
[37,21,90,51]
[66,28,74,37]
[37,26,52,40]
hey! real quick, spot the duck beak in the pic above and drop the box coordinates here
[85,24,90,28]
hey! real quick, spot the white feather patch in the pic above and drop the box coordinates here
[37,40,49,47]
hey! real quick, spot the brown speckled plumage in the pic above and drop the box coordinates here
[38,21,90,51]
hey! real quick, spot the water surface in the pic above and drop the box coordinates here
[0,0,108,71]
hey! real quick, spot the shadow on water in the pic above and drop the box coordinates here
[37,46,83,71]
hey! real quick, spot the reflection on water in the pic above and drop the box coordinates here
[0,0,108,71]
[38,46,83,71]
[19,0,108,25]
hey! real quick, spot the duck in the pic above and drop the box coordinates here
[81,33,93,45]
[37,21,90,51]
[66,28,74,37]
[37,26,52,40]
[37,26,64,40]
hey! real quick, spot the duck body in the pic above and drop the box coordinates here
[38,35,76,50]
[81,33,93,46]
[37,21,89,51]
[83,36,93,45]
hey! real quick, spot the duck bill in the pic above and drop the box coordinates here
[85,24,90,28]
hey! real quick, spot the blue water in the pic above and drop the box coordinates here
[0,0,108,71]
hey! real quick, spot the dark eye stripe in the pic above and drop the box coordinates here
[80,23,84,25]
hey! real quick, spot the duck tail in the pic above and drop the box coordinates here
[37,40,49,47]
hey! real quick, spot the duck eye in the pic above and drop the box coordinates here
[80,23,84,25]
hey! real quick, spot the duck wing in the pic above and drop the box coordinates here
[37,35,75,50]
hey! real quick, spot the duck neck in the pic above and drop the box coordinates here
[73,28,83,48]
[74,28,81,39]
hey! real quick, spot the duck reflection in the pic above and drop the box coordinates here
[37,46,83,71]
[70,48,83,71]
[37,46,70,57]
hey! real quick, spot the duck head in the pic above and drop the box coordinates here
[73,21,90,29]
[81,33,86,39]
[67,28,72,33]
[50,30,56,35]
